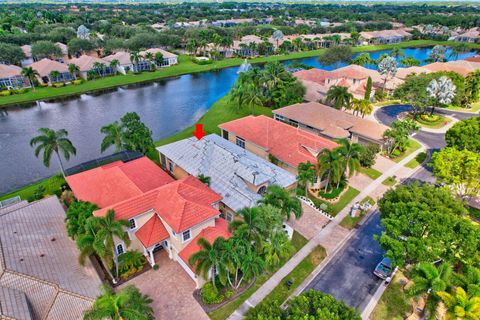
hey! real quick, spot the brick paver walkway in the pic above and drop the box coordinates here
[288,202,330,240]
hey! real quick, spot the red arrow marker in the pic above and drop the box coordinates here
[193,123,206,140]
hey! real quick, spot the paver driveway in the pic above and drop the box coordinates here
[120,250,209,320]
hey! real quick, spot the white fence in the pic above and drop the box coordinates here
[297,196,334,220]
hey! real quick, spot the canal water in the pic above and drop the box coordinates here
[0,47,476,194]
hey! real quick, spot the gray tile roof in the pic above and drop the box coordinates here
[157,134,297,211]
[0,196,102,320]
[0,286,32,320]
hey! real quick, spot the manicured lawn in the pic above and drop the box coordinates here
[260,245,327,305]
[405,151,427,169]
[359,166,382,180]
[208,231,308,320]
[446,102,480,113]
[0,174,65,202]
[392,138,422,163]
[360,196,375,206]
[382,176,397,187]
[309,187,360,216]
[371,272,411,320]
[414,114,451,129]
[340,215,362,230]
[1,40,475,108]
[374,99,401,107]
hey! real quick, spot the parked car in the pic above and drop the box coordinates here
[373,257,393,279]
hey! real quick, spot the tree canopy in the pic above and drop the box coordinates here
[0,42,25,65]
[445,116,480,152]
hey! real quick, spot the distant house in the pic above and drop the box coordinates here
[55,42,69,62]
[219,115,338,174]
[395,66,431,80]
[66,157,230,288]
[30,58,74,84]
[423,61,472,77]
[0,64,30,89]
[453,28,480,43]
[360,29,412,45]
[139,48,178,67]
[20,44,33,66]
[67,55,114,79]
[104,51,151,74]
[273,102,389,148]
[157,134,297,221]
[0,196,102,320]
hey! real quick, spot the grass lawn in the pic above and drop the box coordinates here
[1,40,475,108]
[371,272,411,320]
[445,102,480,113]
[260,246,327,305]
[309,187,360,216]
[414,114,451,129]
[359,166,382,180]
[374,99,402,107]
[405,151,427,169]
[0,174,65,202]
[382,176,397,187]
[340,215,362,230]
[208,231,308,320]
[392,138,422,163]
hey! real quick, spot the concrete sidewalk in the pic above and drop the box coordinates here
[227,143,426,320]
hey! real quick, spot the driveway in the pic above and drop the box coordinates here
[119,250,209,320]
[304,211,384,311]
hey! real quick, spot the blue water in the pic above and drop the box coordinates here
[0,46,477,194]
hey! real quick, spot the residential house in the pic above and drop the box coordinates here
[55,42,69,62]
[232,35,272,57]
[139,48,178,67]
[0,196,102,320]
[395,66,431,80]
[423,62,472,77]
[0,64,30,89]
[67,55,114,79]
[453,28,480,43]
[66,157,229,288]
[360,29,412,45]
[104,51,151,74]
[219,115,338,174]
[465,56,480,63]
[446,60,480,75]
[273,101,389,147]
[30,58,74,84]
[20,44,33,66]
[157,134,297,222]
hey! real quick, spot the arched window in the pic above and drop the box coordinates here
[116,244,124,255]
[258,186,267,195]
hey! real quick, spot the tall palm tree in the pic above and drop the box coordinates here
[272,29,284,50]
[240,248,264,282]
[437,287,480,320]
[130,51,140,71]
[427,76,456,115]
[100,121,125,153]
[262,62,287,91]
[92,210,131,279]
[84,284,154,320]
[68,63,79,80]
[189,237,229,289]
[30,128,76,176]
[21,66,39,91]
[144,52,154,62]
[196,174,211,187]
[297,161,317,196]
[109,59,120,75]
[452,267,480,297]
[258,185,302,221]
[337,139,363,178]
[93,61,105,77]
[262,231,293,271]
[229,207,262,247]
[325,86,353,110]
[317,148,345,192]
[378,56,398,93]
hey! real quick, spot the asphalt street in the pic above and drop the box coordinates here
[304,211,384,311]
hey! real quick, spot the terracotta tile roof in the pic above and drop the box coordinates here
[447,60,480,73]
[55,42,68,55]
[21,45,31,58]
[293,68,331,84]
[465,56,480,63]
[103,51,132,65]
[29,58,69,77]
[139,48,177,59]
[135,214,169,248]
[94,176,222,233]
[179,218,232,270]
[66,157,174,208]
[219,115,337,167]
[396,66,431,79]
[67,55,109,72]
[423,62,471,77]
[330,65,370,80]
[273,102,388,142]
[360,29,411,39]
[0,64,22,78]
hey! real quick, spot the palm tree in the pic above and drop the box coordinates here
[262,231,293,271]
[100,121,125,153]
[449,43,470,60]
[21,66,39,91]
[229,207,262,247]
[258,185,302,221]
[84,284,154,320]
[427,76,456,115]
[189,237,229,289]
[262,62,287,91]
[352,53,374,66]
[337,139,363,178]
[240,248,264,282]
[49,70,61,83]
[428,45,447,63]
[144,52,154,62]
[390,47,405,59]
[317,149,345,192]
[109,59,120,75]
[154,52,164,66]
[297,161,317,196]
[378,56,398,93]
[272,30,284,50]
[437,287,480,320]
[196,174,211,187]
[30,128,76,176]
[326,85,353,110]
[92,61,105,77]
[68,63,79,80]
[452,267,480,297]
[130,51,140,71]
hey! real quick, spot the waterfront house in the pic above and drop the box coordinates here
[157,134,297,221]
[273,101,388,148]
[0,64,31,89]
[360,29,412,45]
[395,66,431,80]
[423,62,472,77]
[139,48,178,67]
[66,156,230,288]
[30,58,74,84]
[453,28,480,43]
[0,196,102,320]
[219,115,338,174]
[104,51,151,73]
[67,55,114,79]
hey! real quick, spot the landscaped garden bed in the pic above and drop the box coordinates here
[308,183,349,204]
[194,279,255,313]
[308,187,360,217]
[414,113,451,129]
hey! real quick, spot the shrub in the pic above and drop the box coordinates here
[27,185,46,202]
[52,82,65,88]
[0,90,11,96]
[374,88,386,101]
[153,264,159,271]
[224,289,234,299]
[118,250,147,275]
[120,267,137,280]
[11,88,29,94]
[201,282,224,305]
[318,182,346,199]
[359,144,380,168]
[192,57,213,65]
[72,79,83,85]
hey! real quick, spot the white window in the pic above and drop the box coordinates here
[168,161,174,172]
[129,218,136,229]
[116,244,124,255]
[182,229,191,242]
[236,136,245,149]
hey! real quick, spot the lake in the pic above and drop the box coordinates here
[0,46,476,194]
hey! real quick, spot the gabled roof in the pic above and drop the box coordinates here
[423,62,471,77]
[396,66,431,79]
[220,115,337,167]
[294,68,331,84]
[140,48,177,59]
[0,64,22,78]
[330,64,371,80]
[157,134,297,212]
[21,45,31,58]
[103,51,132,65]
[67,55,109,72]
[94,176,222,233]
[55,42,68,55]
[30,58,69,77]
[135,214,169,248]
[179,218,232,270]
[66,157,174,208]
